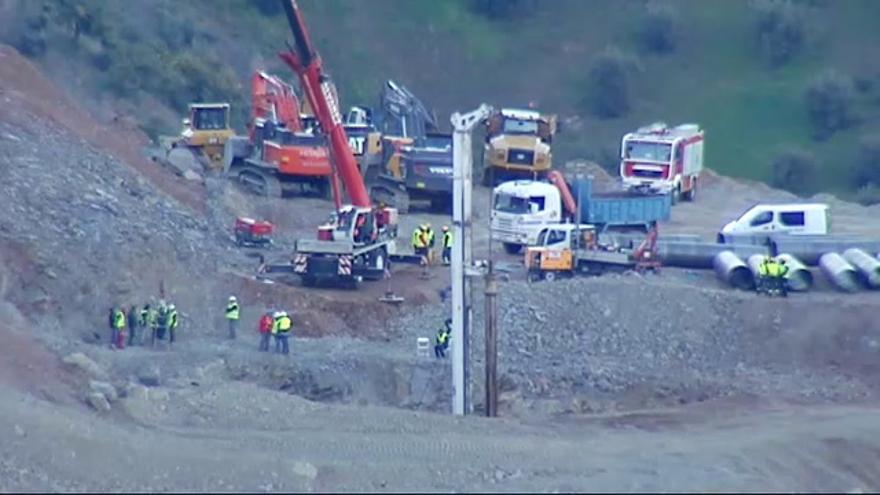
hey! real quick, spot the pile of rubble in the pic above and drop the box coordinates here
[391,274,880,414]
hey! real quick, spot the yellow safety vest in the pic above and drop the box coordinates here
[113,310,126,330]
[443,231,453,248]
[226,303,240,320]
[426,229,435,246]
[278,315,292,333]
[411,229,425,248]
[169,310,179,329]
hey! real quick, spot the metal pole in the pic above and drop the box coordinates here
[576,173,583,226]
[484,261,498,417]
[450,105,493,417]
[451,124,466,416]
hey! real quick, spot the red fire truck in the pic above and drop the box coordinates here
[619,122,704,204]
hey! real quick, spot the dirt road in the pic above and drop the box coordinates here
[1,381,878,493]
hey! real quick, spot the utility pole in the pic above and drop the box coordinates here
[450,104,493,416]
[484,260,499,417]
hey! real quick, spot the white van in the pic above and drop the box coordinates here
[718,203,829,243]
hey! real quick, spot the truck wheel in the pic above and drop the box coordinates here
[670,185,681,206]
[364,248,387,281]
[683,179,697,202]
[502,243,522,255]
[543,271,556,282]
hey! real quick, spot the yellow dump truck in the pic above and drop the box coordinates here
[483,108,557,186]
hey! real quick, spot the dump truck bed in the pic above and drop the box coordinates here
[570,179,671,228]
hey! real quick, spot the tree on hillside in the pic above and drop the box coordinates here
[770,147,818,195]
[469,0,537,20]
[853,133,880,188]
[253,0,284,17]
[750,0,811,68]
[804,70,856,141]
[636,0,681,55]
[583,47,634,120]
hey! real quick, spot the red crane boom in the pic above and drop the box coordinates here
[279,0,371,209]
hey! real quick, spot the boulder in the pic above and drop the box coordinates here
[86,392,111,412]
[137,364,161,387]
[89,380,118,402]
[62,352,107,380]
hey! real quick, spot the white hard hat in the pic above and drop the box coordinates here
[168,304,176,310]
[273,311,282,318]
[229,295,237,301]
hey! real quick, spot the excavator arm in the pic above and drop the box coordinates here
[251,71,303,133]
[279,0,371,209]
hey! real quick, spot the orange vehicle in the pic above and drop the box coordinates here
[224,71,334,198]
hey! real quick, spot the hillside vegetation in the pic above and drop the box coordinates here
[3,0,880,200]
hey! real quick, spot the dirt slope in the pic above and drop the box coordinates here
[0,44,205,213]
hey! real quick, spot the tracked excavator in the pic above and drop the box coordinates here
[223,71,334,198]
[269,0,399,289]
[359,80,454,213]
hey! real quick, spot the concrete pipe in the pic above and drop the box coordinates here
[842,248,880,289]
[771,238,880,266]
[818,252,861,293]
[775,253,813,292]
[657,241,768,269]
[713,251,754,290]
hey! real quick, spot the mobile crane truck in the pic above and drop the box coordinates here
[277,0,399,289]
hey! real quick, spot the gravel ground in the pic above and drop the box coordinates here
[389,274,880,416]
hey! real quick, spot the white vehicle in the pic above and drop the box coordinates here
[620,122,704,203]
[490,180,563,254]
[718,203,829,242]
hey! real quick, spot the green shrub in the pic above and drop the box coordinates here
[584,46,634,120]
[853,133,880,188]
[469,0,536,20]
[751,0,810,68]
[252,0,284,17]
[804,70,856,140]
[770,147,818,195]
[636,1,681,55]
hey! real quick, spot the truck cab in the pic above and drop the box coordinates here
[620,122,703,203]
[718,203,830,243]
[490,180,563,254]
[483,108,557,186]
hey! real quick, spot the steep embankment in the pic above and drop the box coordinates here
[0,45,205,212]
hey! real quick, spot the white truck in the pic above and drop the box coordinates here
[620,122,704,203]
[491,180,564,253]
[490,171,671,254]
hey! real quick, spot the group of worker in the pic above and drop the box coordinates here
[107,300,179,350]
[411,223,454,266]
[257,310,294,354]
[757,256,790,296]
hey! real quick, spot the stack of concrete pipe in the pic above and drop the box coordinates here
[842,248,880,289]
[771,237,880,266]
[658,241,768,269]
[713,251,754,290]
[818,252,861,292]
